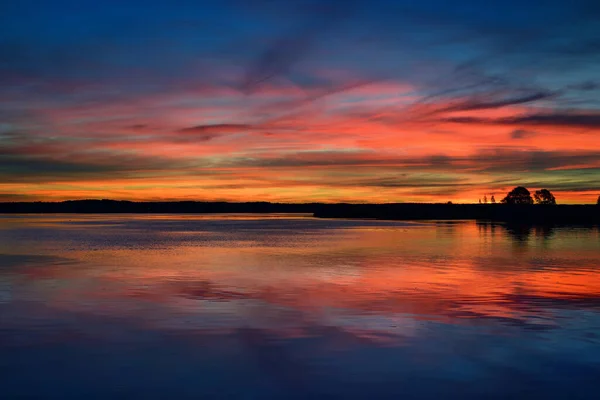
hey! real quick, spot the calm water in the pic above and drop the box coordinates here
[1,214,599,399]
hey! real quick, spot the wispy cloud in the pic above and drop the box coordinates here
[444,112,600,129]
[510,129,537,139]
[440,92,555,113]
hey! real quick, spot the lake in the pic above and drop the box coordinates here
[1,214,599,399]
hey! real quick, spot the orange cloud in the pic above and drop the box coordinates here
[2,75,599,203]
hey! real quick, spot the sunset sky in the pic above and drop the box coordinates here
[1,0,599,203]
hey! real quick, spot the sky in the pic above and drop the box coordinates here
[1,0,599,203]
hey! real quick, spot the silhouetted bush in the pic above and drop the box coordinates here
[534,189,556,205]
[501,186,533,205]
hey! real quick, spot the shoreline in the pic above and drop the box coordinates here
[313,203,600,225]
[0,200,599,225]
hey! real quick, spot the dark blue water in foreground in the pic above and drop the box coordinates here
[1,214,599,399]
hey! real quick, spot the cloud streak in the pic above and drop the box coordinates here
[440,92,555,113]
[445,112,600,129]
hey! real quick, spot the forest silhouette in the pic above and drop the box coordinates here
[1,187,598,225]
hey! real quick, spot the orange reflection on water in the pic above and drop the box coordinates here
[2,215,598,342]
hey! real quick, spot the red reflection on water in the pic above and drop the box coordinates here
[2,217,599,342]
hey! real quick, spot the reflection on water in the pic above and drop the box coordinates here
[1,215,599,399]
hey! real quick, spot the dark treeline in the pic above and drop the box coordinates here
[0,199,599,224]
[314,203,600,224]
[0,200,318,214]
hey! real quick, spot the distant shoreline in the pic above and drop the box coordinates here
[0,200,599,224]
[313,203,600,225]
[0,200,317,214]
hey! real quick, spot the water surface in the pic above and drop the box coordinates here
[1,214,599,399]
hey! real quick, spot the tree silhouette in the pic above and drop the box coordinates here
[597,195,600,205]
[533,189,556,205]
[491,195,496,204]
[483,195,488,204]
[501,186,533,205]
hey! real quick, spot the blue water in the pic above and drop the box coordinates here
[1,215,599,399]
